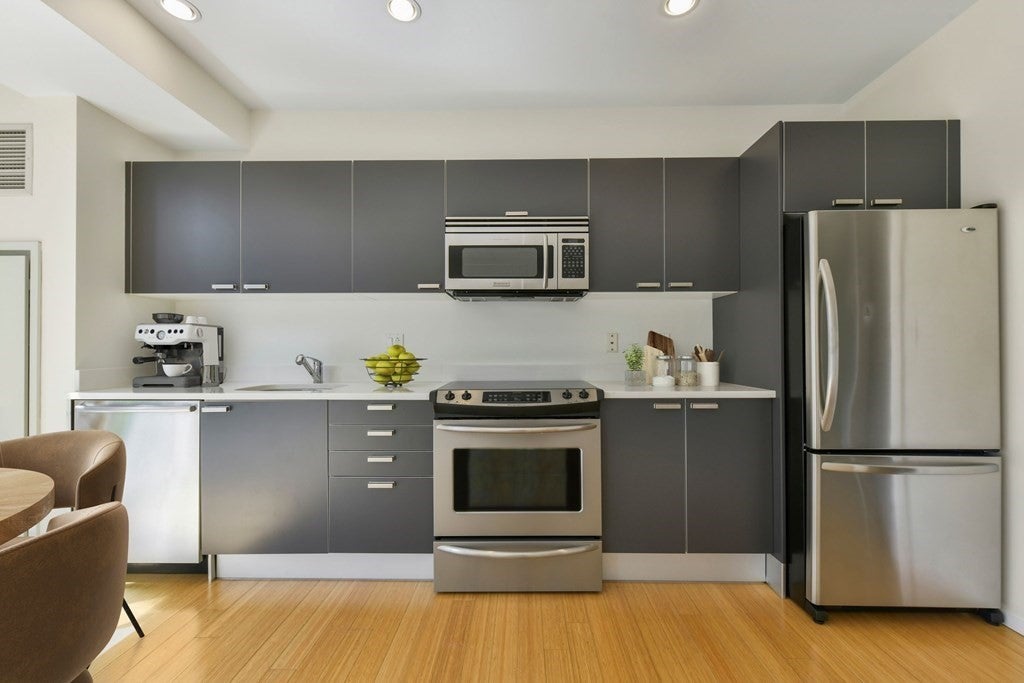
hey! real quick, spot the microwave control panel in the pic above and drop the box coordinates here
[561,238,586,279]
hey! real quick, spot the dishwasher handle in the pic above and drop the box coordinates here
[75,404,197,414]
[822,462,999,476]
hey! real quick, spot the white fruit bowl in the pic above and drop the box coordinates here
[360,357,426,388]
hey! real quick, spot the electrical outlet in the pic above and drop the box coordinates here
[607,332,619,353]
[384,333,404,347]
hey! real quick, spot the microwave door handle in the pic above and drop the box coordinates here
[542,234,549,289]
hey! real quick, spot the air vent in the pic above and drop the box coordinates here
[0,125,32,195]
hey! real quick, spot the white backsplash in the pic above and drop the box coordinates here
[168,294,715,384]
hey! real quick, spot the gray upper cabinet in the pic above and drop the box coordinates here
[588,158,665,292]
[200,401,328,554]
[241,161,352,292]
[601,399,686,553]
[865,120,951,209]
[353,161,444,292]
[783,121,866,212]
[128,162,241,293]
[445,159,588,216]
[685,399,772,553]
[665,157,739,291]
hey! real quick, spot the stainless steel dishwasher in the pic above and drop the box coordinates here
[73,400,201,564]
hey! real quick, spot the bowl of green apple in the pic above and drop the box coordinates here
[361,344,425,387]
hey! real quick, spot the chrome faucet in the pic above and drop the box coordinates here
[295,354,323,383]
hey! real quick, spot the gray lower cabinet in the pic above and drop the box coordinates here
[200,401,328,554]
[685,399,772,553]
[241,161,353,292]
[601,398,772,554]
[328,400,433,553]
[445,159,588,216]
[601,399,686,553]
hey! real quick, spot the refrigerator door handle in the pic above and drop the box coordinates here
[819,258,839,432]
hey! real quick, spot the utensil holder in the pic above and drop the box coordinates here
[697,361,719,387]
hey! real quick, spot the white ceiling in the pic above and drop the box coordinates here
[0,0,977,149]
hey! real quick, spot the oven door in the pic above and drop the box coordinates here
[433,418,601,537]
[445,233,554,291]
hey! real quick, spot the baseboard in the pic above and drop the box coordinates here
[215,553,434,580]
[602,553,766,582]
[765,555,786,597]
[1003,609,1024,635]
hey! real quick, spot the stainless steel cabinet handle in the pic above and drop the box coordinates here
[210,283,237,291]
[690,402,719,410]
[636,282,662,289]
[367,430,395,437]
[831,199,864,207]
[416,283,441,290]
[367,455,396,463]
[201,405,233,413]
[366,404,395,411]
[75,404,198,414]
[242,283,269,291]
[367,481,396,489]
[822,462,999,476]
[653,403,682,410]
[436,543,600,560]
[819,258,839,432]
[668,282,694,289]
[436,423,597,435]
[870,198,904,207]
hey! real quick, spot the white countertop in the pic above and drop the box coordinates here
[70,380,773,401]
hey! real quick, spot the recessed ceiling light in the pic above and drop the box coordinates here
[386,0,421,22]
[160,0,201,22]
[664,0,699,17]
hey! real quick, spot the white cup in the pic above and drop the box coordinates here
[697,361,719,387]
[162,363,193,377]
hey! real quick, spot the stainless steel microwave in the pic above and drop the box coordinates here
[444,214,589,301]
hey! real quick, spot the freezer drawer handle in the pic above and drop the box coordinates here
[366,404,395,411]
[436,543,600,560]
[831,198,864,207]
[822,462,999,476]
[436,424,597,435]
[819,258,839,432]
[367,455,396,463]
[75,405,197,414]
[367,430,395,437]
[201,406,232,413]
[367,481,396,489]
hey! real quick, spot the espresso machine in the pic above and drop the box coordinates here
[132,313,225,388]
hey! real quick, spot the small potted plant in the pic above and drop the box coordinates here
[624,343,645,386]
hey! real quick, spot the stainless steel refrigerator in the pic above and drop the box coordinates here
[783,208,1002,624]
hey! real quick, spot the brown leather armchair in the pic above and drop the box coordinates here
[0,502,129,683]
[0,430,143,637]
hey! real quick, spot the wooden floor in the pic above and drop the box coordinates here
[93,575,1024,682]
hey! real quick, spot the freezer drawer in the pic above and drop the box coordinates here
[808,453,1001,608]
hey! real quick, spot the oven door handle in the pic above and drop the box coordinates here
[435,423,597,435]
[436,543,600,560]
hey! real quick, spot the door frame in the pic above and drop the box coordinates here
[0,242,40,436]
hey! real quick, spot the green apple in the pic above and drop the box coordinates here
[386,344,406,357]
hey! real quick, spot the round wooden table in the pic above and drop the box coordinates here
[0,468,55,544]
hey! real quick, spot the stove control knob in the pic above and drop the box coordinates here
[562,390,573,400]
[578,390,590,400]
[461,391,472,401]
[444,391,455,401]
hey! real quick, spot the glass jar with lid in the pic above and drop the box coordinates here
[653,354,676,386]
[677,355,700,386]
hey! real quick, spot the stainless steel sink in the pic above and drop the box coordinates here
[237,383,344,392]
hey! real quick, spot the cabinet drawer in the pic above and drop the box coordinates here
[329,450,432,477]
[329,400,432,425]
[328,425,432,451]
[329,477,433,553]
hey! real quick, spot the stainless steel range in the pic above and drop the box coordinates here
[430,381,603,592]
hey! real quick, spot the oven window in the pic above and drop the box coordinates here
[453,448,582,512]
[449,246,543,279]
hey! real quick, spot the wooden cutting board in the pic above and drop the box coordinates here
[643,345,662,385]
[646,331,676,357]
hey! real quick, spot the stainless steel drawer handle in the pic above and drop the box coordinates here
[417,283,441,290]
[367,430,395,437]
[367,481,396,489]
[831,199,864,207]
[822,462,999,476]
[668,282,694,289]
[210,283,237,291]
[242,283,269,291]
[690,402,719,410]
[367,455,396,463]
[435,424,597,435]
[870,198,904,207]
[436,543,600,560]
[75,405,198,414]
[653,403,682,410]
[635,282,662,289]
[366,404,395,411]
[201,405,232,413]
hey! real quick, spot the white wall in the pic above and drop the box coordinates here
[75,99,170,390]
[845,0,1024,628]
[0,86,77,432]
